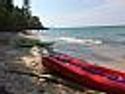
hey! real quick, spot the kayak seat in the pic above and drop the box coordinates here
[116,76,125,83]
[103,73,125,84]
[81,67,103,75]
[85,67,125,83]
[117,79,125,83]
[104,74,118,81]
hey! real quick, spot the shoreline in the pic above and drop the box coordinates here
[0,31,106,94]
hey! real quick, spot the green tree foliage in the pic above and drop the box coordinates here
[23,0,30,9]
[29,16,42,27]
[0,0,43,31]
[6,0,13,11]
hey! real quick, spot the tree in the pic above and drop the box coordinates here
[0,0,13,11]
[29,16,42,27]
[6,0,13,11]
[0,0,44,31]
[22,0,31,21]
[23,0,30,10]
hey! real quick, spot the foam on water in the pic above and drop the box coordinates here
[58,37,103,46]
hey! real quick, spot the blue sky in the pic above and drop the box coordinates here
[14,0,125,27]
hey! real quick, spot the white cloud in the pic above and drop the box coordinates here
[13,0,125,27]
[39,0,125,27]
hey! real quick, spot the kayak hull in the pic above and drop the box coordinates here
[42,53,125,94]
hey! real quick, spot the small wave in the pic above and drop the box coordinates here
[58,37,103,45]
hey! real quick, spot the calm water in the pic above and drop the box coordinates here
[39,26,125,70]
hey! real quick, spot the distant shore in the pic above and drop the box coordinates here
[0,26,49,32]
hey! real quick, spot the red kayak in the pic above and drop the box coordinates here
[42,52,125,94]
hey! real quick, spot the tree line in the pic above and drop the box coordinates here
[0,0,43,31]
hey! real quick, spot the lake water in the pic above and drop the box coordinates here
[39,26,125,70]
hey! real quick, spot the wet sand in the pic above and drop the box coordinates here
[84,44,125,72]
